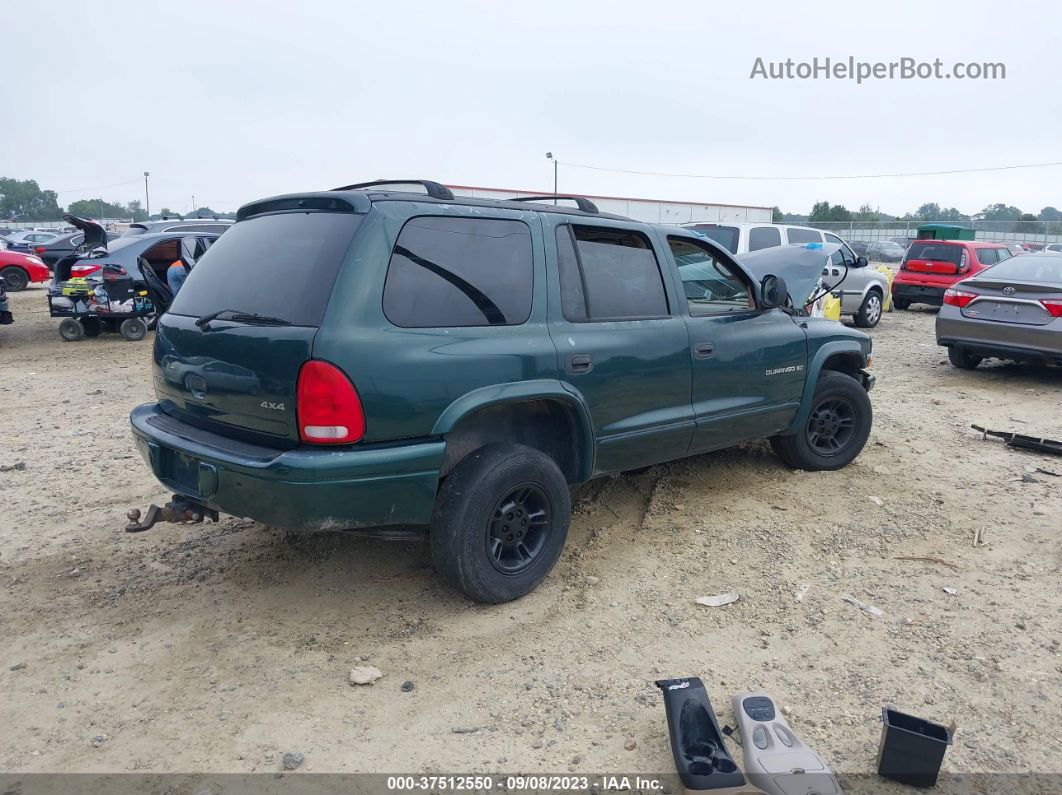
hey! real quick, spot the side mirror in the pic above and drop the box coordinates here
[760,274,788,309]
[855,256,868,268]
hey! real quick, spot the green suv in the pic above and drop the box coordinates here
[130,180,875,603]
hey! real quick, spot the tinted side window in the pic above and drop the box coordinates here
[975,248,998,265]
[555,225,588,322]
[567,225,668,320]
[669,237,752,315]
[749,226,781,251]
[786,227,822,244]
[383,216,533,328]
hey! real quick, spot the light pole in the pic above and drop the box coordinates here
[546,152,557,203]
[143,171,151,219]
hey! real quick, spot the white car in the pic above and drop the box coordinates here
[683,221,889,328]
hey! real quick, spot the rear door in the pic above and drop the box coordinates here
[545,218,693,475]
[664,235,807,453]
[155,207,363,447]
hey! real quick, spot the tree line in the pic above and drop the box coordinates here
[773,201,1062,234]
[0,177,235,223]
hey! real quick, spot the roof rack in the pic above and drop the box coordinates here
[331,179,454,201]
[508,195,599,213]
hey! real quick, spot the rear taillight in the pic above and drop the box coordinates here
[71,264,101,277]
[1041,299,1062,318]
[943,288,977,308]
[296,360,365,444]
[33,246,47,255]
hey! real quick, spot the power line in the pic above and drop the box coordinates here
[558,159,1062,181]
[53,177,145,194]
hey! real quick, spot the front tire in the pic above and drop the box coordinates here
[430,444,570,603]
[854,290,883,328]
[58,318,84,341]
[771,371,872,471]
[1,266,29,292]
[947,346,982,369]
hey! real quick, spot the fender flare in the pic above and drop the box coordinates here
[431,379,596,482]
[785,340,868,434]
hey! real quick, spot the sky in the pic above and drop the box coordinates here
[4,0,1060,218]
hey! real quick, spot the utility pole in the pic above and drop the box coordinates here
[546,152,557,203]
[192,195,196,215]
[143,171,151,219]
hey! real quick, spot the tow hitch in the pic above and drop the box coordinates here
[125,495,219,533]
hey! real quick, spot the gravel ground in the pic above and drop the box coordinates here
[1,284,1060,785]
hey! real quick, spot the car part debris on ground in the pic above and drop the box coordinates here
[840,594,884,617]
[877,708,954,788]
[972,425,1062,456]
[695,592,741,608]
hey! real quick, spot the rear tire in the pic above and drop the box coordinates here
[854,289,883,328]
[771,371,872,471]
[430,443,570,604]
[58,318,84,341]
[892,297,910,310]
[120,318,147,341]
[1,266,29,292]
[947,346,982,369]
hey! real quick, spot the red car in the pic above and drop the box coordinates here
[0,250,51,292]
[892,240,1012,309]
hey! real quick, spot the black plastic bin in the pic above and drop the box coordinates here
[877,707,954,787]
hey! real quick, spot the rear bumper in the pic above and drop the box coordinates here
[892,282,945,305]
[130,403,445,530]
[936,309,1062,365]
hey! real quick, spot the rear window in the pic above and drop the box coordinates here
[168,211,362,327]
[979,254,1062,283]
[688,225,739,254]
[749,226,782,251]
[383,216,533,328]
[907,242,962,264]
[786,228,822,244]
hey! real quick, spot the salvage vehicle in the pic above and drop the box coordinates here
[866,240,906,263]
[0,249,50,291]
[129,180,875,603]
[892,240,1011,309]
[685,222,888,327]
[0,277,12,325]
[937,253,1062,368]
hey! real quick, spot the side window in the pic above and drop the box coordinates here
[383,216,533,328]
[824,233,844,245]
[975,248,998,265]
[786,227,822,245]
[749,226,781,251]
[559,225,669,321]
[668,237,752,315]
[996,247,1012,262]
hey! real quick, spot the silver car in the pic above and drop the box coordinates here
[936,254,1062,368]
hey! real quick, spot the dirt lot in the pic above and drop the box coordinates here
[1,284,1060,783]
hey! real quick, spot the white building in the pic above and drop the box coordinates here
[447,184,773,225]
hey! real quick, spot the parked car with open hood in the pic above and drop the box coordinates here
[128,179,876,603]
[892,240,1012,309]
[936,253,1062,368]
[33,228,121,267]
[683,223,887,327]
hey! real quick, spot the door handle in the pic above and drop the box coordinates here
[567,353,593,373]
[693,342,715,359]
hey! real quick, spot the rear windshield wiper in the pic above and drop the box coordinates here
[196,308,291,328]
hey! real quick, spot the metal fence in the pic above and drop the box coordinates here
[799,220,1062,247]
